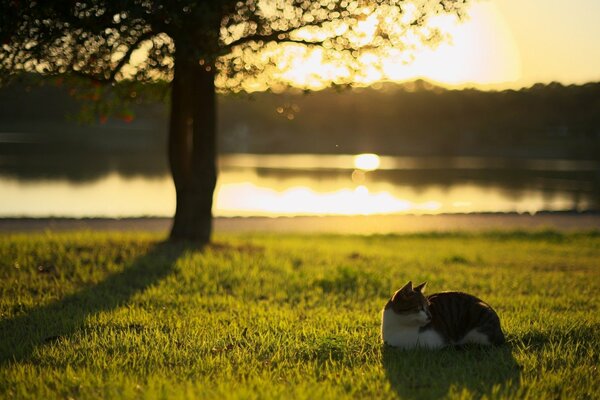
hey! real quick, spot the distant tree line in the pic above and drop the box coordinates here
[1,78,599,160]
[220,80,600,159]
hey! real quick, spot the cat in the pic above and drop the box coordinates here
[381,281,505,349]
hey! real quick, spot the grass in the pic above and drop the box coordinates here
[0,230,598,399]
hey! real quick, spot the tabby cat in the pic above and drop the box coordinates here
[381,281,505,349]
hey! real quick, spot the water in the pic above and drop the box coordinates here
[0,153,598,217]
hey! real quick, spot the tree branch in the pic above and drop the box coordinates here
[222,21,329,52]
[108,30,155,81]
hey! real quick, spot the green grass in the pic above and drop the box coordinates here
[0,231,598,399]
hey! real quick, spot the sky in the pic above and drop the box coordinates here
[494,0,600,88]
[381,0,600,89]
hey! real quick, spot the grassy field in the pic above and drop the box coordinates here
[0,231,598,399]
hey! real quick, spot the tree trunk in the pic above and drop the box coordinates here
[168,47,217,244]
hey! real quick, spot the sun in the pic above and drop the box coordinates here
[379,2,521,87]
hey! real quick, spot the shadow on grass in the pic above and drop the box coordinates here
[0,241,189,365]
[519,324,600,349]
[382,345,521,399]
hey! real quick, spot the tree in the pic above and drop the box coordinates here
[0,0,468,244]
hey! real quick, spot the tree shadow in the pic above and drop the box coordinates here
[0,241,189,365]
[382,344,521,399]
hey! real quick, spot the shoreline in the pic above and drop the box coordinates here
[1,212,598,234]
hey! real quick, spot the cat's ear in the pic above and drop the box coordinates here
[414,281,427,293]
[391,281,413,301]
[400,281,413,294]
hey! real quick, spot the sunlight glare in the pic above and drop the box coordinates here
[377,3,521,87]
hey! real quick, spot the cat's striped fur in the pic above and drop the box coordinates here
[381,281,505,349]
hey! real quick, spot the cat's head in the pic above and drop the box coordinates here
[386,281,432,326]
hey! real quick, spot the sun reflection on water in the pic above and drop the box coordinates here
[353,153,381,171]
[214,153,432,216]
[215,181,441,216]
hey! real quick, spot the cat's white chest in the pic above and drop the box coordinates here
[381,308,445,349]
[416,329,445,348]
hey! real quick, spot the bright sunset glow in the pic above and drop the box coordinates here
[265,0,600,91]
[260,0,600,90]
[381,2,521,87]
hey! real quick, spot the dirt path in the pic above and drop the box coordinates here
[1,213,598,234]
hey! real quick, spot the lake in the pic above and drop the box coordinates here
[0,153,598,217]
